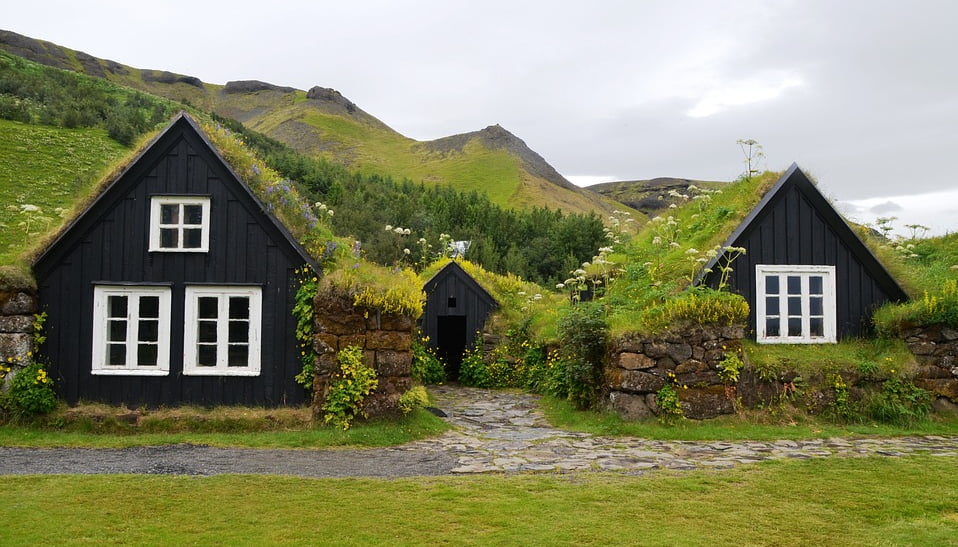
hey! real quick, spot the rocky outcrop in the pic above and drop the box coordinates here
[141,70,203,88]
[224,80,296,94]
[903,324,958,403]
[306,86,357,113]
[311,290,415,420]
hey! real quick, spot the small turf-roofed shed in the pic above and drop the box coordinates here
[422,261,498,379]
[699,163,908,343]
[33,113,318,407]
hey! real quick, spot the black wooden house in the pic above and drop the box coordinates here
[699,164,908,343]
[422,261,498,378]
[33,113,317,407]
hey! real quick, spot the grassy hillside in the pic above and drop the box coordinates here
[0,30,627,218]
[0,120,128,265]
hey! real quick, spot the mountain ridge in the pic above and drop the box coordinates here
[0,29,626,218]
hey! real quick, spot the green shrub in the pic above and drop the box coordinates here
[874,279,958,336]
[638,288,749,336]
[519,344,549,393]
[398,385,430,415]
[655,381,683,420]
[321,346,378,430]
[717,352,743,385]
[487,357,521,388]
[411,335,446,385]
[458,340,490,388]
[292,269,319,390]
[862,377,932,425]
[556,302,608,410]
[4,361,57,416]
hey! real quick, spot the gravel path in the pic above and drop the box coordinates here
[0,385,956,477]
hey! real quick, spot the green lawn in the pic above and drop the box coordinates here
[0,408,448,449]
[0,456,954,545]
[540,395,958,441]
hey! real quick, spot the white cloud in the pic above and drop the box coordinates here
[840,188,958,237]
[687,74,804,118]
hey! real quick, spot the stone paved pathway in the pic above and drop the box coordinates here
[409,385,958,474]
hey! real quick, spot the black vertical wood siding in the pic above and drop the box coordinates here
[422,262,498,353]
[34,115,314,407]
[702,166,908,340]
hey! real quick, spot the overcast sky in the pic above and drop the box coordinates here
[5,0,957,234]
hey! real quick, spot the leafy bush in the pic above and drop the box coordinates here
[637,288,749,336]
[874,279,958,336]
[519,344,549,393]
[862,378,932,425]
[4,361,57,416]
[458,339,490,388]
[411,334,446,385]
[655,382,683,420]
[398,385,430,415]
[292,269,319,390]
[321,346,378,430]
[556,303,608,409]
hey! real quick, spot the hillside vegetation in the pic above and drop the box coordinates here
[0,51,609,286]
[0,29,628,218]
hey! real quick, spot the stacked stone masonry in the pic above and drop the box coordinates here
[605,325,745,420]
[311,291,415,420]
[0,291,37,384]
[904,324,958,404]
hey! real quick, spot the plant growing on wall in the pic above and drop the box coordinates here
[321,345,378,430]
[292,267,319,390]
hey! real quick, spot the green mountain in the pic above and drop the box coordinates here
[0,29,627,218]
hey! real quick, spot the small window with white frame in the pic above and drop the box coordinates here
[149,196,210,252]
[183,286,262,376]
[756,265,837,344]
[92,286,172,375]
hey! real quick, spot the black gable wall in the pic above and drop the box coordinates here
[702,167,907,340]
[35,116,310,406]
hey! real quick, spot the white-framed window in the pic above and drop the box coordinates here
[92,286,172,375]
[149,196,210,252]
[756,265,837,344]
[183,286,262,376]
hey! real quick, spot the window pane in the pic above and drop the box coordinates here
[810,297,823,316]
[229,297,249,319]
[765,275,779,295]
[228,345,249,367]
[229,321,248,343]
[139,320,158,342]
[160,228,178,248]
[766,318,780,337]
[809,276,823,295]
[183,229,202,248]
[788,296,802,316]
[765,296,779,316]
[160,204,179,224]
[137,344,158,366]
[139,296,159,318]
[183,205,203,225]
[788,318,802,336]
[198,320,217,343]
[787,276,801,295]
[810,318,824,337]
[198,345,217,367]
[198,297,218,319]
[108,320,127,342]
[108,295,127,318]
[108,344,126,366]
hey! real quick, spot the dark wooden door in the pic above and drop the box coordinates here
[436,315,467,380]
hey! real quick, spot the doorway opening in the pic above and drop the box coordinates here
[436,315,468,380]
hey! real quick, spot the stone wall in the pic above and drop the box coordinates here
[0,291,37,388]
[903,324,958,404]
[605,325,745,420]
[311,290,415,420]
